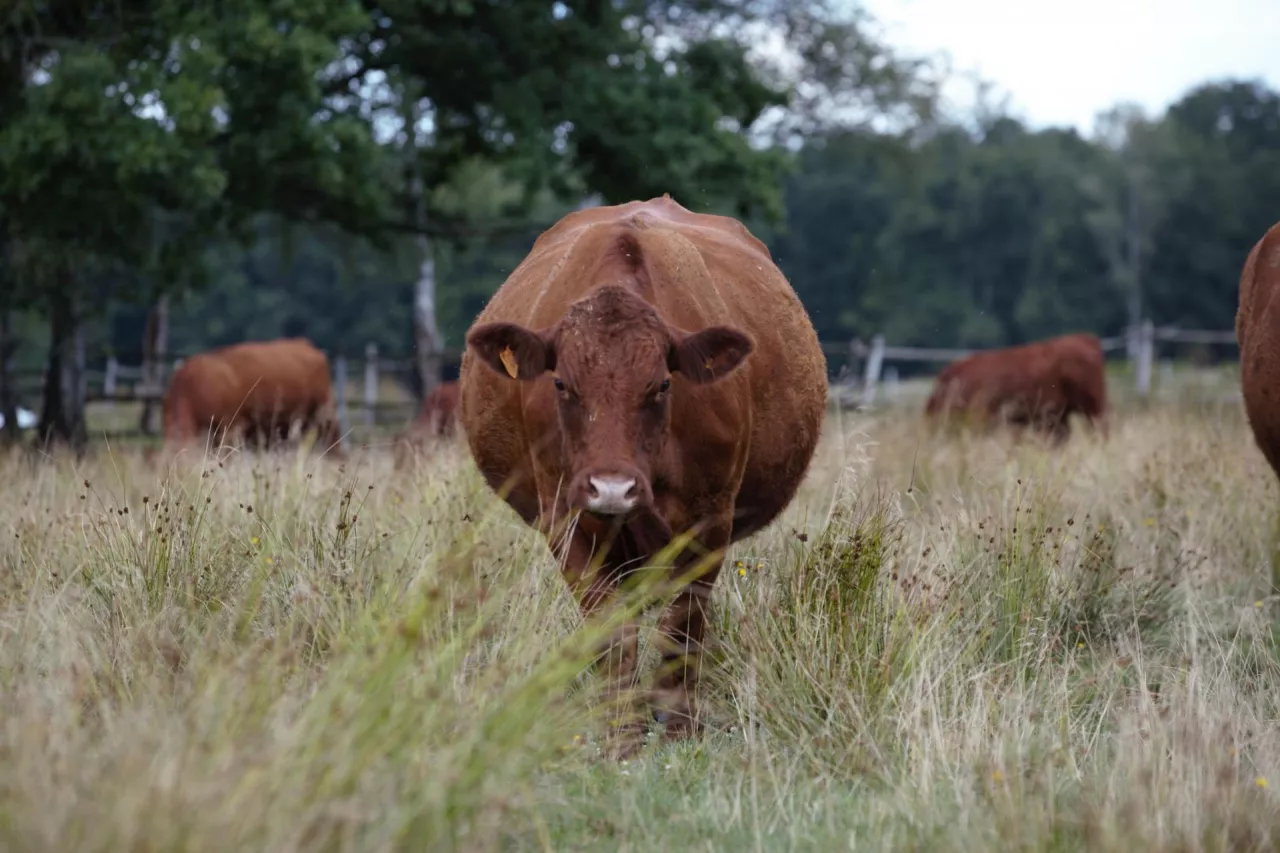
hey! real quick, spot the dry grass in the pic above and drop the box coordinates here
[1,398,1278,852]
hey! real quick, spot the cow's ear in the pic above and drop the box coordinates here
[669,325,754,384]
[467,322,557,381]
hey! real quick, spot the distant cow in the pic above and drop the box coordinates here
[1237,220,1280,481]
[413,380,460,438]
[459,194,827,751]
[160,338,343,458]
[924,333,1108,443]
[391,381,460,468]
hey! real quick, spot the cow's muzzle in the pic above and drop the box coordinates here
[568,467,653,517]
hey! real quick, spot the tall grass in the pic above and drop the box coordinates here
[1,401,1278,851]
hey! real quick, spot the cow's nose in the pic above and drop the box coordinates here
[586,475,639,515]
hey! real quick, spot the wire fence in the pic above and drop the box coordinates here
[2,320,1240,442]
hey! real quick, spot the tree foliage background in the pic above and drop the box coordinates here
[2,0,1278,439]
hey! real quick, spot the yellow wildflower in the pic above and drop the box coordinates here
[1256,776,1269,789]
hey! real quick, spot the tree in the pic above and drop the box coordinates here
[1080,104,1186,350]
[1144,80,1280,331]
[0,0,395,445]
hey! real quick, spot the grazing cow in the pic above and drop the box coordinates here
[391,381,460,468]
[459,194,827,750]
[413,380,460,438]
[924,332,1108,443]
[1237,220,1280,481]
[160,338,343,458]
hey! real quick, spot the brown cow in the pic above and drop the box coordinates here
[391,380,460,468]
[459,194,827,751]
[924,332,1108,443]
[160,338,343,458]
[412,380,460,438]
[1238,220,1280,480]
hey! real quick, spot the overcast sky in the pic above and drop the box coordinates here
[860,0,1280,136]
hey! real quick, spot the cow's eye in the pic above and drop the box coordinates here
[553,378,566,392]
[658,378,671,394]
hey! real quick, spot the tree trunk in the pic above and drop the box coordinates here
[1125,164,1143,349]
[71,319,86,448]
[38,283,85,451]
[0,307,17,446]
[139,294,170,435]
[413,235,444,399]
[402,82,444,400]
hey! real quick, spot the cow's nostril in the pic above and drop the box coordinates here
[587,481,599,499]
[625,482,639,500]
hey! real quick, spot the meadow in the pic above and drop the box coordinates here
[1,389,1278,852]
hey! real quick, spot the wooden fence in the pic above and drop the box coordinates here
[5,322,1240,443]
[9,345,465,444]
[836,321,1238,408]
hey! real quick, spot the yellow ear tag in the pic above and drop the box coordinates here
[499,347,519,379]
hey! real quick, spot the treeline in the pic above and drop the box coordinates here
[767,82,1280,353]
[2,1,1277,445]
[107,78,1280,370]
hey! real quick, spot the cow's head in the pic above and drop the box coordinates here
[467,285,753,518]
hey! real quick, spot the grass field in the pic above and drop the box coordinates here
[2,397,1278,851]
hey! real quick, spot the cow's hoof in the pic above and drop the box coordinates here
[604,721,648,761]
[659,711,701,742]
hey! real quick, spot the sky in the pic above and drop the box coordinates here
[860,0,1280,136]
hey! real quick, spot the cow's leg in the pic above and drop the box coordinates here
[312,398,346,460]
[1084,407,1110,440]
[1052,414,1072,445]
[651,520,731,742]
[558,522,645,755]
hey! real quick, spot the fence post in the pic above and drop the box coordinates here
[334,355,349,446]
[138,295,169,435]
[861,334,886,408]
[363,342,378,428]
[1136,320,1154,399]
[846,338,864,385]
[103,356,118,407]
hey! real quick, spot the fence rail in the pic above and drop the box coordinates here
[846,320,1237,408]
[2,321,1241,442]
[6,343,454,446]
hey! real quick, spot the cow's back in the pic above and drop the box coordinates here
[1239,222,1280,478]
[460,195,827,540]
[214,339,333,417]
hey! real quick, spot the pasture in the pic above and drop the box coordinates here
[1,393,1278,851]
